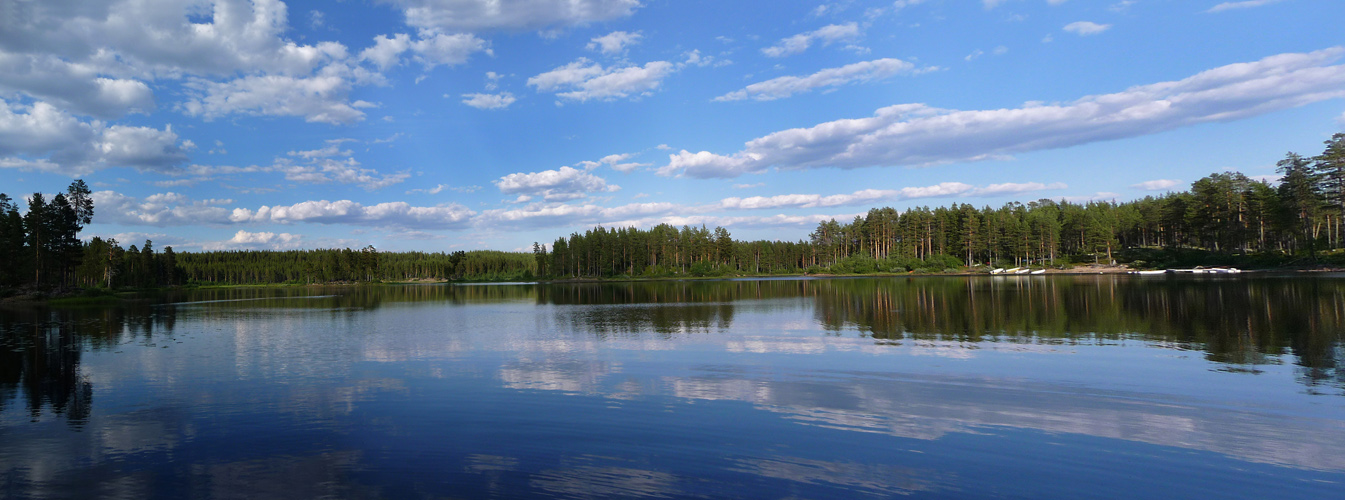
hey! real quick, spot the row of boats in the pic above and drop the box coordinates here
[987,267,1244,275]
[1128,267,1242,275]
[989,267,1046,275]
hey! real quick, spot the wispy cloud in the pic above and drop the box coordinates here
[715,58,924,102]
[1206,0,1286,13]
[658,49,1345,178]
[1063,21,1111,36]
[761,23,861,58]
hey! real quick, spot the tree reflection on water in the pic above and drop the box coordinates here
[1,275,1341,426]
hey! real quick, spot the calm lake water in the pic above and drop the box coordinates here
[2,275,1344,499]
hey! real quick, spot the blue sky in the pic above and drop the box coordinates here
[1,0,1342,252]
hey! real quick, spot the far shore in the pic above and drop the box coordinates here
[7,264,1345,305]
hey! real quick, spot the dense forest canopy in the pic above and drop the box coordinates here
[2,133,1345,288]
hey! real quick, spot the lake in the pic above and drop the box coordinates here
[2,275,1343,499]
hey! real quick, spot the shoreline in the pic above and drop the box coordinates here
[6,264,1344,305]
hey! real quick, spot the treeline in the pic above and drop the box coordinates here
[172,249,535,285]
[4,133,1345,289]
[0,180,538,289]
[541,134,1345,278]
[0,181,95,288]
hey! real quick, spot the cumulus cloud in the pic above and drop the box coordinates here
[1063,21,1111,36]
[461,92,517,109]
[92,190,476,229]
[384,0,641,31]
[494,166,619,201]
[588,31,643,55]
[1131,179,1182,191]
[0,99,189,175]
[358,31,489,71]
[575,152,649,172]
[91,190,236,226]
[761,23,861,58]
[528,58,676,102]
[179,64,381,125]
[715,58,919,101]
[232,200,476,229]
[658,49,1345,178]
[0,52,155,119]
[0,0,390,124]
[1207,0,1286,13]
[203,230,304,250]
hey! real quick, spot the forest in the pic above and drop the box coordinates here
[0,133,1343,290]
[541,133,1345,278]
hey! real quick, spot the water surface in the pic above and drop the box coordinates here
[2,275,1343,498]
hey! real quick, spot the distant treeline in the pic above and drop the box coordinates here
[540,133,1345,278]
[2,133,1344,289]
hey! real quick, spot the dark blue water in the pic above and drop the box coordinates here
[1,276,1343,498]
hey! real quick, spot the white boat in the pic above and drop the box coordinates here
[1030,269,1046,275]
[1005,267,1023,274]
[1131,270,1166,275]
[1014,268,1030,275]
[990,268,1006,275]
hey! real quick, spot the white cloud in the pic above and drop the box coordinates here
[583,152,648,172]
[715,58,918,101]
[0,0,392,125]
[461,92,517,109]
[477,201,678,229]
[359,30,491,72]
[892,0,929,13]
[91,190,236,226]
[682,50,725,68]
[1207,0,1286,13]
[410,31,490,69]
[203,230,303,250]
[0,52,155,119]
[762,23,861,58]
[0,99,188,175]
[385,0,642,31]
[1131,179,1182,191]
[733,183,764,189]
[714,182,1065,210]
[494,166,619,200]
[528,58,676,102]
[232,200,477,229]
[1063,21,1111,36]
[407,184,482,194]
[658,49,1345,178]
[273,157,411,190]
[975,182,1068,196]
[178,141,409,190]
[587,31,643,55]
[360,34,412,71]
[180,63,379,125]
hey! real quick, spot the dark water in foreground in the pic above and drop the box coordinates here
[1,275,1344,499]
